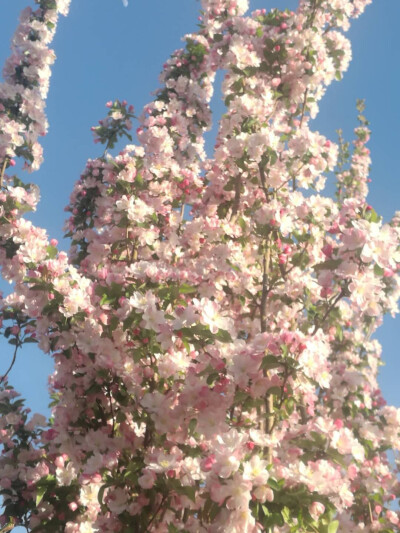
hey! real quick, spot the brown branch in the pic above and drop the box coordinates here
[258,163,270,202]
[368,501,373,524]
[129,234,139,263]
[231,174,242,218]
[0,520,15,533]
[145,494,168,532]
[260,243,271,333]
[312,288,345,335]
[105,385,116,438]
[259,238,275,463]
[307,0,321,28]
[0,158,8,189]
[268,367,291,434]
[299,88,308,129]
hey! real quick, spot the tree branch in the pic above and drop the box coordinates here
[259,237,275,463]
[312,288,345,335]
[0,336,20,385]
[231,174,242,218]
[0,158,8,189]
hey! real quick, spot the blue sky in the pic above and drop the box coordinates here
[0,0,399,419]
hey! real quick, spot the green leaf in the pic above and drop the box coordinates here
[313,258,342,271]
[328,520,339,533]
[335,325,343,342]
[238,217,246,231]
[267,386,281,396]
[215,329,232,343]
[30,283,54,291]
[261,355,282,370]
[281,506,291,523]
[179,284,198,294]
[135,173,144,187]
[326,448,346,467]
[365,207,380,223]
[36,486,47,506]
[310,431,327,447]
[267,478,283,491]
[182,338,190,353]
[46,245,58,259]
[261,504,270,516]
[267,147,278,165]
[97,484,108,512]
[188,418,197,436]
[23,337,38,344]
[206,372,219,385]
[109,316,119,331]
[285,397,295,415]
[291,252,310,269]
[178,485,197,503]
[224,94,235,107]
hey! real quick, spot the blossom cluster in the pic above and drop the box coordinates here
[0,0,70,172]
[1,0,400,532]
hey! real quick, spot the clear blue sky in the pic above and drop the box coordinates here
[1,0,399,419]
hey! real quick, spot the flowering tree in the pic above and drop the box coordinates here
[0,0,399,531]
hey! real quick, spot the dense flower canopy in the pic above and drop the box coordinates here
[0,0,400,532]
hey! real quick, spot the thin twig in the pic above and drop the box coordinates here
[368,501,373,524]
[0,336,20,385]
[260,243,271,333]
[312,289,345,336]
[106,385,116,438]
[145,495,168,532]
[299,88,308,129]
[307,0,320,28]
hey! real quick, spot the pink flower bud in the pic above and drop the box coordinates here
[201,455,216,472]
[334,418,344,429]
[99,313,109,325]
[309,502,325,521]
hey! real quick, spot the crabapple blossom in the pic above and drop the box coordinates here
[0,0,399,531]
